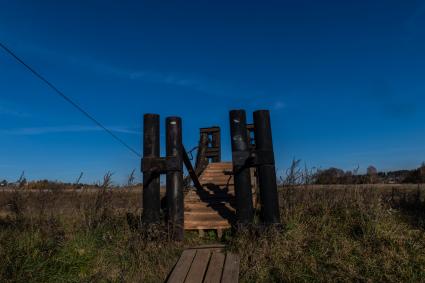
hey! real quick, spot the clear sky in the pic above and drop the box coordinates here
[1,0,424,184]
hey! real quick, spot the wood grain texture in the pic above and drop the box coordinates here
[167,246,240,283]
[184,162,256,231]
[185,250,211,283]
[221,253,240,283]
[204,252,226,283]
[167,249,196,283]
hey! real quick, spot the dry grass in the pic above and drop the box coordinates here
[0,184,424,282]
[231,185,425,282]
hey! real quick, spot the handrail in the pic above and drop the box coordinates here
[182,145,203,190]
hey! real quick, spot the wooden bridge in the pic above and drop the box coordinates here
[142,110,280,282]
[184,162,257,235]
[167,245,239,283]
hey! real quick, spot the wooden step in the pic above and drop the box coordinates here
[200,177,233,182]
[185,210,235,218]
[186,188,235,196]
[185,197,235,204]
[199,176,233,181]
[185,202,235,211]
[201,168,232,173]
[185,194,234,200]
[200,176,232,180]
[184,221,231,230]
[185,208,235,216]
[207,162,232,167]
[186,189,234,195]
[185,222,234,230]
[185,192,235,199]
[200,182,234,187]
[185,202,235,210]
[184,214,234,229]
[183,162,256,231]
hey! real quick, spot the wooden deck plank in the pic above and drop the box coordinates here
[167,247,240,283]
[185,205,234,212]
[185,212,234,218]
[184,213,234,221]
[185,250,211,283]
[167,249,196,283]
[221,253,240,283]
[185,202,234,209]
[184,162,256,231]
[203,252,226,283]
[184,221,231,230]
[187,244,225,250]
[185,225,231,230]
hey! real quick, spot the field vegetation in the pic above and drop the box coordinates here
[0,179,424,282]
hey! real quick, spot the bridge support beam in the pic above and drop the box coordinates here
[166,117,184,241]
[230,110,254,225]
[142,114,161,224]
[253,110,280,224]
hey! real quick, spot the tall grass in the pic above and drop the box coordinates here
[231,186,425,282]
[0,184,424,282]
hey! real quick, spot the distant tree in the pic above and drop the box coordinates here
[341,171,353,184]
[405,163,425,184]
[315,167,345,184]
[0,180,7,187]
[367,166,378,183]
[389,170,411,183]
[367,166,378,176]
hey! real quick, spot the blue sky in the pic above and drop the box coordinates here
[1,0,425,184]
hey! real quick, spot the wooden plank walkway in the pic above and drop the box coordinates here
[184,162,257,232]
[167,245,240,283]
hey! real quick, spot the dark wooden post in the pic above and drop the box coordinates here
[253,110,280,224]
[211,129,221,162]
[142,114,160,223]
[195,132,209,174]
[166,117,184,240]
[229,110,254,225]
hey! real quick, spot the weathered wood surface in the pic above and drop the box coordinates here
[167,246,239,283]
[185,250,211,283]
[221,253,240,283]
[203,252,226,283]
[167,249,197,283]
[184,162,257,231]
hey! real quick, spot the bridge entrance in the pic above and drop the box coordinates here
[141,110,280,240]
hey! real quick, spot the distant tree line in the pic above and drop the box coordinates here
[280,159,425,185]
[314,163,425,185]
[0,170,142,189]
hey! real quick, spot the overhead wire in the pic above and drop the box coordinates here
[0,42,141,157]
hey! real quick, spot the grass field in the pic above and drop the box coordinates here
[0,184,424,282]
